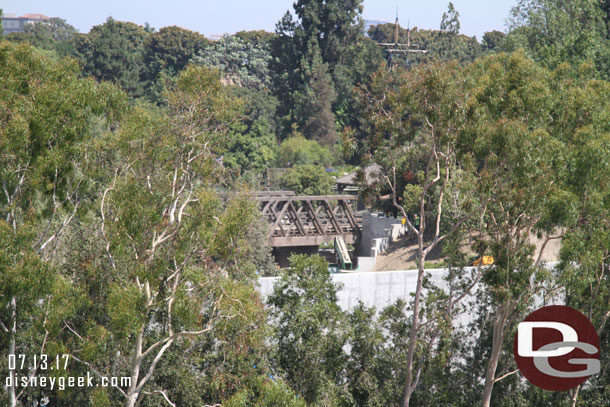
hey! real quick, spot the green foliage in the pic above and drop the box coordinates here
[440,2,461,34]
[0,40,127,230]
[223,86,279,177]
[280,165,335,195]
[234,30,276,46]
[73,17,149,97]
[503,0,610,79]
[25,18,77,50]
[141,25,210,100]
[276,135,333,167]
[298,50,337,145]
[267,254,349,405]
[194,34,272,89]
[345,303,385,407]
[368,23,482,65]
[271,0,383,139]
[223,377,306,407]
[40,65,269,406]
[482,30,506,53]
[225,120,277,175]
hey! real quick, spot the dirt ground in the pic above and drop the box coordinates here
[374,233,562,271]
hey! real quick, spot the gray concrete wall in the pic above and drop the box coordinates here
[358,213,404,257]
[259,267,447,310]
[258,263,560,312]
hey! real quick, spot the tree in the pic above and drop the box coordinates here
[194,34,272,89]
[49,66,266,407]
[356,51,588,406]
[25,17,78,42]
[234,29,276,46]
[271,0,382,139]
[279,165,335,196]
[4,18,79,56]
[276,135,333,167]
[440,2,461,34]
[359,60,491,406]
[0,41,126,407]
[368,23,482,65]
[462,53,571,407]
[141,25,210,99]
[222,86,280,179]
[267,255,350,405]
[503,0,610,79]
[552,76,610,407]
[345,303,384,407]
[73,18,149,97]
[482,30,506,53]
[299,50,337,145]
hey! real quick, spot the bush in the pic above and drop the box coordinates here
[280,165,334,195]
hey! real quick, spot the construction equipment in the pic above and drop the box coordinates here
[473,256,494,267]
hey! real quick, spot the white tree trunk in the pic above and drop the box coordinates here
[481,301,513,407]
[8,297,17,407]
[125,327,143,407]
[401,234,426,407]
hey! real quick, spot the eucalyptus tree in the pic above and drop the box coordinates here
[0,41,126,407]
[358,60,494,407]
[504,0,610,79]
[52,66,267,407]
[267,255,350,405]
[553,75,610,407]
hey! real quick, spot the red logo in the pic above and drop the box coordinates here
[513,305,600,391]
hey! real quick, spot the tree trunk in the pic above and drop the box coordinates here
[401,233,426,407]
[125,327,144,407]
[570,384,580,407]
[8,297,17,407]
[125,392,139,407]
[481,301,513,407]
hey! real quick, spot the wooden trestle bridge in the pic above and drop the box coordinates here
[256,192,361,247]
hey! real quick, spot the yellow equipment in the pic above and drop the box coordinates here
[473,256,494,266]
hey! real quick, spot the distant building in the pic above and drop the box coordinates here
[1,13,50,35]
[336,164,382,194]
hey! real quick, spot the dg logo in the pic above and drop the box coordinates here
[513,305,601,391]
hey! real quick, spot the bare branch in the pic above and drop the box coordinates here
[63,322,84,341]
[143,389,176,407]
[101,168,119,270]
[534,234,562,268]
[38,198,82,253]
[494,369,519,383]
[135,338,174,395]
[0,317,8,333]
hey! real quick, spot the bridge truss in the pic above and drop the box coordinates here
[256,193,361,247]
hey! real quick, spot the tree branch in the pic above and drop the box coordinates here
[143,389,176,407]
[71,354,128,398]
[493,369,519,383]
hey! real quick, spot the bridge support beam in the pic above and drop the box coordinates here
[257,194,361,248]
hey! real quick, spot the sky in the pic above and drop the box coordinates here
[2,0,517,40]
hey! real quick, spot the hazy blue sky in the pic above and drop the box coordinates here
[3,0,517,40]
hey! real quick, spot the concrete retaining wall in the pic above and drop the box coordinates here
[258,263,560,312]
[259,268,447,310]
